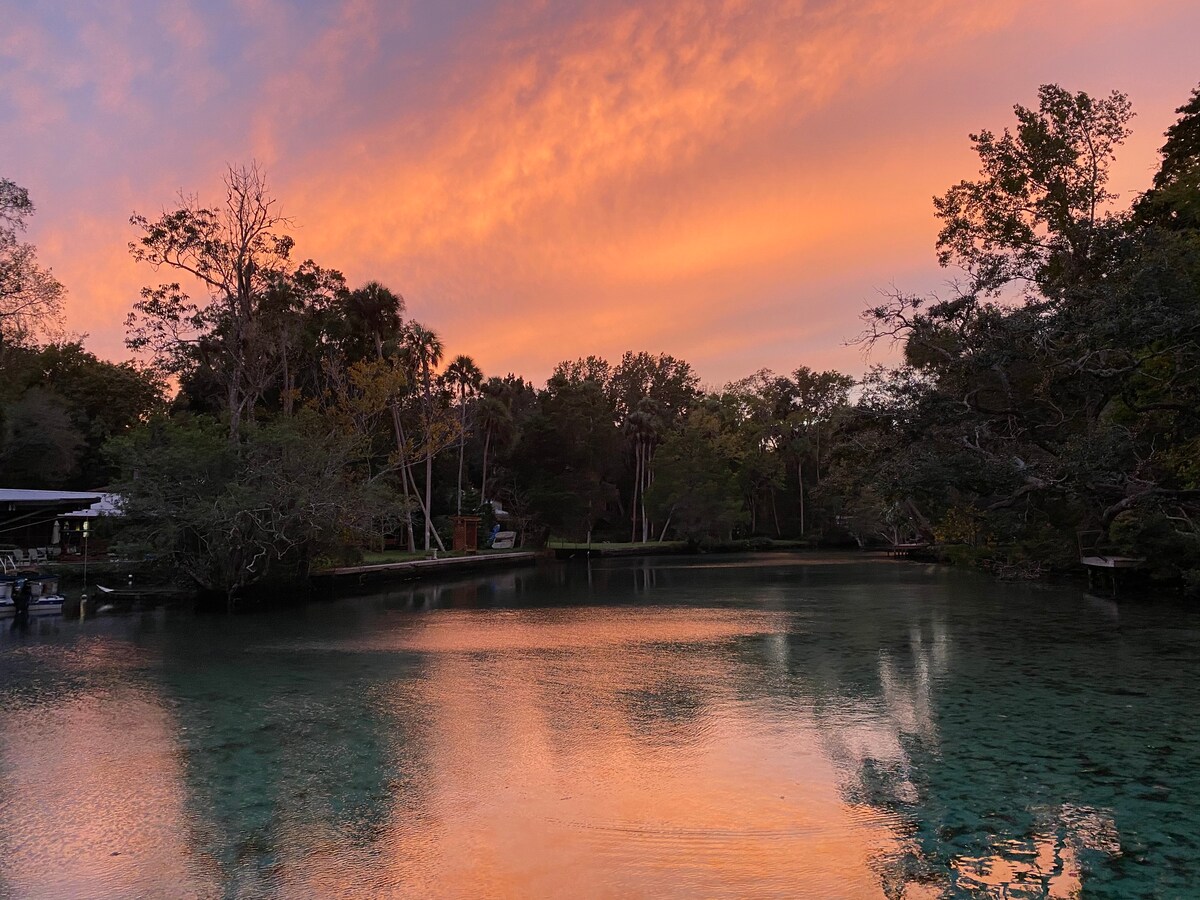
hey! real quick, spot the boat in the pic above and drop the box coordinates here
[0,575,65,617]
[94,583,189,603]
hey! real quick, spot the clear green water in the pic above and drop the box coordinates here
[1,554,1198,898]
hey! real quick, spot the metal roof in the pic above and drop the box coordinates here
[60,493,123,518]
[0,490,104,503]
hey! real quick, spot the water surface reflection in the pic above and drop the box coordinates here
[1,554,1198,898]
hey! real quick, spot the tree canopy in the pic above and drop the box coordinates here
[7,80,1200,599]
[0,179,64,352]
[848,82,1200,586]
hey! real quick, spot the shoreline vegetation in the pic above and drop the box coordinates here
[2,81,1199,605]
[39,541,1147,619]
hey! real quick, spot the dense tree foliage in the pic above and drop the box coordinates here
[645,403,744,542]
[933,85,1133,296]
[6,80,1198,599]
[108,413,401,603]
[0,341,163,488]
[847,83,1200,588]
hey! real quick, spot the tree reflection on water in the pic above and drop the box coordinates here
[0,555,1197,897]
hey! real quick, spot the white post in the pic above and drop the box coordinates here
[81,520,89,611]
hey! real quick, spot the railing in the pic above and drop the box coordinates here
[0,549,53,572]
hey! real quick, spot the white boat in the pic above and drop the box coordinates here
[0,576,65,617]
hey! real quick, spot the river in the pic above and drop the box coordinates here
[1,553,1197,898]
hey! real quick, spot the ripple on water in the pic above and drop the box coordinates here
[247,607,796,659]
[1,555,1199,897]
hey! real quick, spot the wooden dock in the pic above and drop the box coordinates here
[884,542,931,559]
[1079,555,1145,570]
[1077,530,1145,596]
[1079,551,1145,597]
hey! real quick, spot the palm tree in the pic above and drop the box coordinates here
[624,398,661,542]
[443,354,483,514]
[345,282,417,550]
[476,395,514,506]
[344,281,404,358]
[400,321,445,551]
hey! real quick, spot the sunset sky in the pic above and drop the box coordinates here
[3,0,1198,387]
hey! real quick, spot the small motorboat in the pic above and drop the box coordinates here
[0,575,65,617]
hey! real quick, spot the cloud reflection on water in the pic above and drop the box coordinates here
[0,687,222,897]
[0,555,1160,896]
[305,608,910,897]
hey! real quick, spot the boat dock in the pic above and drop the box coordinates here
[1079,555,1145,570]
[1077,530,1146,596]
[884,542,931,558]
[1080,554,1146,596]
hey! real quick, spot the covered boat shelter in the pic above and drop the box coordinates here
[0,489,102,552]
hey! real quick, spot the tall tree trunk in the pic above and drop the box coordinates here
[394,411,416,552]
[375,332,415,552]
[456,396,466,515]
[399,439,445,553]
[798,459,806,536]
[424,453,434,551]
[772,490,781,536]
[403,455,444,552]
[641,485,648,543]
[421,362,435,552]
[904,497,935,542]
[281,353,292,416]
[641,441,650,543]
[481,429,491,505]
[814,425,821,485]
[631,443,641,542]
[227,379,241,440]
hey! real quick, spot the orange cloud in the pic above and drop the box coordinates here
[267,0,1030,379]
[11,0,1200,385]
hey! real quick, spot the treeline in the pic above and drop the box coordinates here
[109,165,862,598]
[0,180,164,489]
[2,81,1198,598]
[839,84,1200,588]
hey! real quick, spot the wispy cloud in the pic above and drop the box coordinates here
[3,0,1198,382]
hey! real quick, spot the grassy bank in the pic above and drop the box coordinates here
[358,548,525,565]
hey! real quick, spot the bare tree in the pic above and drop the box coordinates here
[128,164,294,438]
[0,179,64,355]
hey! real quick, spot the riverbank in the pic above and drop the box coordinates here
[549,541,687,559]
[313,549,539,591]
[548,538,815,559]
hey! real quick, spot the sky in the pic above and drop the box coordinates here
[2,0,1199,388]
